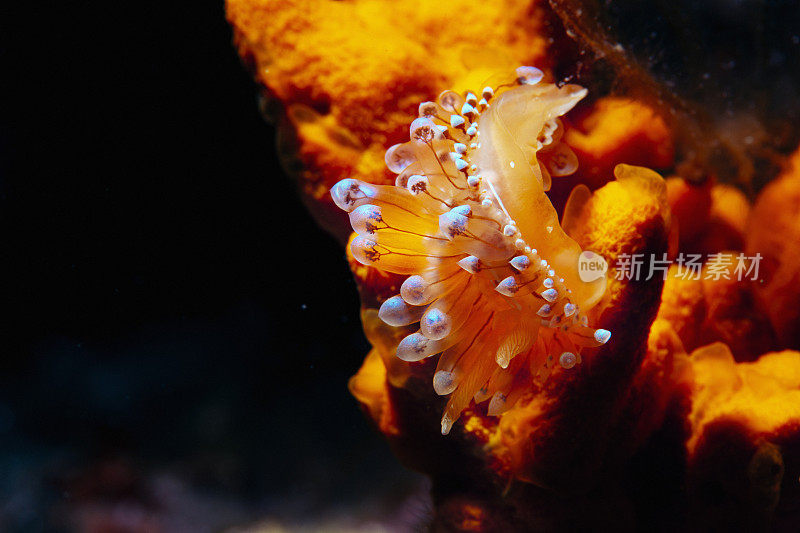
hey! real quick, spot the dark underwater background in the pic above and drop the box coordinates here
[2,0,798,530]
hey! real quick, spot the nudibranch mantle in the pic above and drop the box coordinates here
[332,67,609,435]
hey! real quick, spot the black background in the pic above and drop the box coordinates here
[4,0,800,530]
[2,2,419,530]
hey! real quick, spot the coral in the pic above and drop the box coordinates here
[565,97,674,189]
[656,265,706,352]
[686,343,800,529]
[666,176,751,255]
[746,148,800,347]
[666,176,713,247]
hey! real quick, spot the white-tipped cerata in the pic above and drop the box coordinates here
[400,275,433,306]
[509,255,530,271]
[421,308,451,340]
[487,392,506,416]
[409,117,438,142]
[458,255,482,274]
[330,178,372,212]
[378,295,424,326]
[439,210,468,238]
[441,413,453,435]
[496,276,519,296]
[516,66,544,85]
[406,174,429,195]
[559,351,578,369]
[594,329,612,344]
[541,288,558,302]
[396,332,434,362]
[450,114,465,128]
[433,370,458,396]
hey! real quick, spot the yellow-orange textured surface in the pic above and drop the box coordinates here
[227,1,800,528]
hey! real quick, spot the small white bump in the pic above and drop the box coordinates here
[487,392,506,416]
[396,333,432,362]
[461,103,476,116]
[400,275,429,305]
[465,92,478,105]
[514,238,526,250]
[453,142,467,154]
[516,66,544,85]
[542,288,558,302]
[418,101,438,117]
[469,164,477,172]
[482,198,493,207]
[467,175,480,188]
[495,276,519,296]
[563,303,576,317]
[422,309,451,340]
[509,161,516,168]
[540,259,548,267]
[435,124,448,134]
[478,98,488,108]
[409,117,438,142]
[482,86,494,98]
[548,269,555,277]
[441,414,453,435]
[503,224,518,237]
[406,179,427,196]
[559,351,578,369]
[454,158,468,171]
[440,210,468,237]
[433,370,457,395]
[470,142,478,149]
[466,125,477,136]
[594,329,611,344]
[543,278,554,288]
[450,114,465,128]
[524,246,531,253]
[496,351,510,369]
[546,225,553,233]
[510,255,530,271]
[458,255,482,274]
[537,304,552,317]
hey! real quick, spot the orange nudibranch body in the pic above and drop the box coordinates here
[331,67,609,434]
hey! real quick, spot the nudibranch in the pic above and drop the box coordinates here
[331,67,609,435]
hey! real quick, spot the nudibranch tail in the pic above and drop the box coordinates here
[332,67,609,435]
